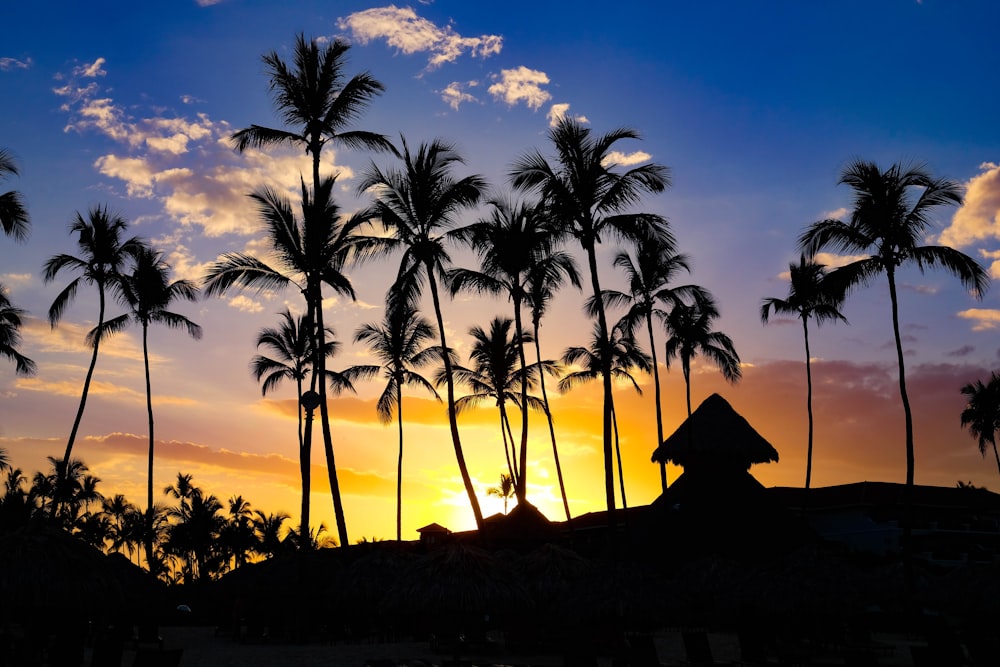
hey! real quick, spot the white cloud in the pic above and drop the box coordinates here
[822,207,849,221]
[812,251,870,269]
[338,5,502,70]
[439,81,479,110]
[488,66,551,110]
[957,308,1000,332]
[73,57,107,78]
[227,295,265,314]
[602,150,651,168]
[546,103,588,128]
[938,162,1000,249]
[0,57,32,71]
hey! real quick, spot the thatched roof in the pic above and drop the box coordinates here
[651,393,779,470]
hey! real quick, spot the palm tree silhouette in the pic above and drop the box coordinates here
[251,309,336,547]
[663,291,742,417]
[222,495,257,570]
[163,476,223,583]
[101,244,201,566]
[43,206,144,470]
[449,197,575,501]
[252,509,291,559]
[511,118,671,517]
[204,176,364,548]
[0,148,29,241]
[602,237,704,491]
[800,160,988,488]
[354,303,441,541]
[560,323,651,510]
[487,473,516,515]
[761,254,846,491]
[960,372,1000,475]
[358,136,487,529]
[0,290,35,376]
[525,244,580,521]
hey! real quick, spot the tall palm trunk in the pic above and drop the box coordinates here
[142,323,156,566]
[683,356,692,417]
[512,295,530,502]
[583,240,616,518]
[533,324,571,521]
[499,410,518,485]
[802,317,814,491]
[299,371,313,547]
[887,269,915,588]
[395,380,404,542]
[612,403,627,510]
[427,265,484,528]
[646,312,667,491]
[63,287,107,467]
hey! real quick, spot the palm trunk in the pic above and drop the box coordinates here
[396,381,404,542]
[513,295,529,502]
[300,372,314,548]
[803,317,814,491]
[646,312,667,492]
[499,409,518,486]
[994,442,1000,476]
[887,270,914,591]
[143,324,155,567]
[683,357,692,417]
[612,403,627,511]
[534,321,571,521]
[427,266,484,529]
[63,286,106,467]
[583,241,616,520]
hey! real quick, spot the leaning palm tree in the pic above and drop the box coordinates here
[601,236,705,491]
[663,291,742,417]
[251,309,335,547]
[0,148,29,241]
[449,196,575,501]
[204,176,363,548]
[799,160,989,489]
[960,372,1000,475]
[102,244,202,566]
[560,323,652,510]
[357,136,487,529]
[0,288,35,376]
[354,303,441,541]
[761,254,846,490]
[43,206,143,468]
[510,118,671,516]
[231,33,388,194]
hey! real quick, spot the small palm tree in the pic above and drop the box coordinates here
[487,473,515,515]
[354,303,441,541]
[0,288,35,376]
[510,118,671,516]
[102,245,201,566]
[663,291,742,417]
[252,509,291,559]
[358,136,487,529]
[960,372,1000,475]
[0,148,29,241]
[761,254,846,490]
[43,206,144,468]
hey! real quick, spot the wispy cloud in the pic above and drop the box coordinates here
[73,57,107,78]
[439,80,479,110]
[338,5,502,70]
[957,308,1000,331]
[488,66,551,110]
[602,150,651,168]
[0,56,32,71]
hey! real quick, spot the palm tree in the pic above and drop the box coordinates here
[487,473,516,515]
[43,206,143,468]
[0,148,29,241]
[354,303,441,541]
[524,246,580,521]
[601,237,704,491]
[510,118,671,516]
[0,289,35,376]
[101,245,201,565]
[358,136,487,529]
[560,323,651,510]
[163,477,223,583]
[252,509,291,559]
[960,372,1000,475]
[251,309,336,546]
[761,254,847,491]
[204,176,363,548]
[449,197,575,501]
[663,291,742,417]
[799,160,988,489]
[222,495,257,570]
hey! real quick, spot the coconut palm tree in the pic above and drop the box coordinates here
[163,477,224,583]
[231,33,388,194]
[510,118,671,516]
[0,148,29,241]
[221,495,257,570]
[487,473,516,515]
[960,372,1000,475]
[524,246,580,521]
[560,323,651,509]
[43,206,144,468]
[761,254,847,491]
[354,303,441,541]
[0,289,35,376]
[449,196,576,501]
[251,309,337,547]
[357,136,487,529]
[663,291,742,417]
[601,237,705,491]
[799,160,988,489]
[252,509,291,559]
[203,176,363,548]
[101,244,201,565]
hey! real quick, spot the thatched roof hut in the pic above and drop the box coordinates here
[651,393,779,471]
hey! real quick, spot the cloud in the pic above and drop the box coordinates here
[546,103,588,127]
[338,5,502,70]
[938,162,1000,248]
[822,207,849,220]
[957,308,1000,331]
[602,150,652,168]
[488,66,551,110]
[439,81,479,110]
[73,57,107,78]
[227,295,265,314]
[0,57,32,71]
[946,345,975,358]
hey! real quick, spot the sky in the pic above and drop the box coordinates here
[2,1,1000,542]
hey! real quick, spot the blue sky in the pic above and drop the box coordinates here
[2,1,1000,538]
